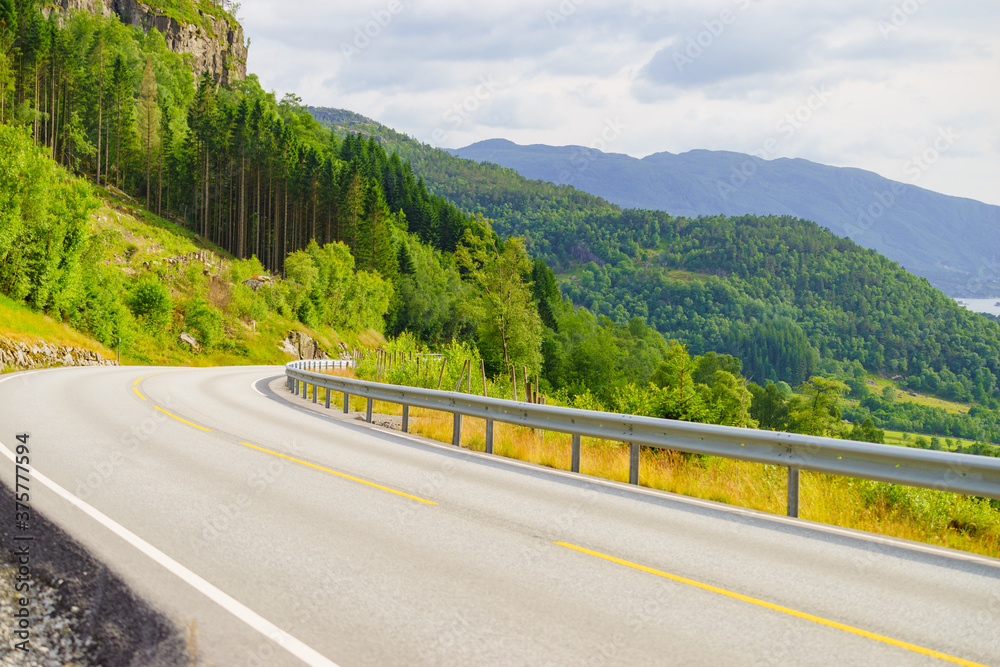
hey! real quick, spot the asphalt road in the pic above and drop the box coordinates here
[0,365,998,666]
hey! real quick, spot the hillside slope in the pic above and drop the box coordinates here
[451,139,1000,297]
[0,125,380,371]
[306,107,1000,404]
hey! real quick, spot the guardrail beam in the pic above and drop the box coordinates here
[284,361,1000,503]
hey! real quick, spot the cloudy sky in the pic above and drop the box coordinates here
[240,0,1000,206]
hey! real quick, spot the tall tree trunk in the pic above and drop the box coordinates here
[255,167,261,261]
[157,134,163,215]
[202,147,209,238]
[96,53,103,185]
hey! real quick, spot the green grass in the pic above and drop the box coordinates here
[90,188,228,269]
[867,376,970,415]
[0,293,112,355]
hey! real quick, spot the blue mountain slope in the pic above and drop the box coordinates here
[450,139,1000,297]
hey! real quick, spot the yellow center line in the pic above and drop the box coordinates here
[239,441,437,506]
[154,405,212,432]
[554,542,986,667]
[132,376,148,401]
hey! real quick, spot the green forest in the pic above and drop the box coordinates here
[3,2,1000,454]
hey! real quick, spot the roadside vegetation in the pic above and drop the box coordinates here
[2,1,998,557]
[317,366,1000,559]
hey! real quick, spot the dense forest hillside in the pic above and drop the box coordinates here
[451,139,1000,297]
[4,6,1000,450]
[306,108,1000,407]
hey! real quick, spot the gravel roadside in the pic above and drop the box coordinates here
[0,481,191,666]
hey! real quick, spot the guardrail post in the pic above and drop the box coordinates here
[312,384,318,403]
[343,392,350,414]
[629,442,639,485]
[324,389,331,409]
[301,381,307,399]
[485,419,494,454]
[452,413,462,447]
[787,467,800,518]
[571,434,581,473]
[366,397,373,423]
[402,405,409,433]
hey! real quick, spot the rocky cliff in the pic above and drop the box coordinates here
[45,0,247,86]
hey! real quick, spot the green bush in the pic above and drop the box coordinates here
[74,264,137,353]
[127,276,173,333]
[184,298,222,349]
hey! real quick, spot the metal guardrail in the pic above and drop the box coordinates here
[285,360,1000,517]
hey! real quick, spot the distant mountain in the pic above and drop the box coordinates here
[450,139,1000,297]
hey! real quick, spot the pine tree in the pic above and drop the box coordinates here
[136,56,159,209]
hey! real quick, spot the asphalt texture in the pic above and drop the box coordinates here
[0,365,998,666]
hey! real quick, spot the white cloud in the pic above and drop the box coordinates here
[239,0,1000,206]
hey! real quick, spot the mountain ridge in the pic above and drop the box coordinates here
[450,139,1000,297]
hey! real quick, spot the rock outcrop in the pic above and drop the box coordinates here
[278,331,329,360]
[178,332,202,353]
[45,0,247,85]
[0,337,118,371]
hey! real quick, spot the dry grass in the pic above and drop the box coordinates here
[313,371,1000,559]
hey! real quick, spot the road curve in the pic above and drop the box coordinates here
[0,364,998,666]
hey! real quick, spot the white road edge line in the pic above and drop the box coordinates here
[0,377,339,667]
[0,439,338,667]
[252,376,269,397]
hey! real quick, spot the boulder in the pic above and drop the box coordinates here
[179,332,202,353]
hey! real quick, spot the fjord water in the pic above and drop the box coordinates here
[954,298,1000,316]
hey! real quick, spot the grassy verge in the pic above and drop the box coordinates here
[0,294,113,356]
